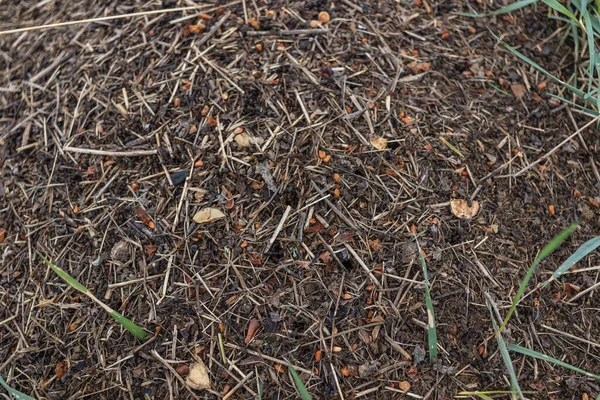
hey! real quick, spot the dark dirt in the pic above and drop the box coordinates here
[1,1,600,399]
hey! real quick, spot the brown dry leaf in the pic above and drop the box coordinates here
[318,251,332,262]
[369,239,382,252]
[588,197,600,208]
[370,136,388,150]
[0,228,6,243]
[188,24,206,34]
[222,186,234,210]
[510,84,526,99]
[248,17,260,29]
[449,199,480,220]
[333,231,354,243]
[186,361,211,390]
[55,361,69,379]
[406,365,418,380]
[399,381,411,392]
[340,365,359,377]
[193,208,226,223]
[136,208,155,230]
[371,315,384,341]
[245,319,261,343]
[144,244,157,259]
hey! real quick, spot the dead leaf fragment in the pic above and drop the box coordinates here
[186,361,211,390]
[136,208,155,230]
[450,199,480,220]
[510,84,526,99]
[193,208,226,223]
[0,228,6,243]
[55,361,69,379]
[245,319,261,343]
[399,381,411,392]
[234,132,251,147]
[370,136,388,150]
[340,365,359,377]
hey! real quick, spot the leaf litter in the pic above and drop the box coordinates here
[1,1,599,399]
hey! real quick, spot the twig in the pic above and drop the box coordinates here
[246,29,328,36]
[150,350,202,400]
[222,371,255,400]
[310,181,358,230]
[344,243,382,289]
[64,146,158,157]
[505,115,600,178]
[539,324,600,348]
[224,343,313,375]
[0,5,210,36]
[264,205,292,253]
[196,11,231,48]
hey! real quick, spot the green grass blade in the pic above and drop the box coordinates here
[500,223,578,331]
[542,236,600,287]
[0,375,35,400]
[289,366,312,400]
[542,0,579,22]
[457,0,537,17]
[415,236,438,361]
[108,310,149,342]
[509,344,600,380]
[547,93,599,115]
[584,13,595,93]
[487,301,523,400]
[499,39,588,99]
[37,252,88,293]
[38,252,148,342]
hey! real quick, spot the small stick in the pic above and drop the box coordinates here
[150,350,203,400]
[310,181,358,230]
[344,243,382,289]
[264,205,292,253]
[196,11,231,47]
[0,5,210,36]
[245,29,328,36]
[224,343,313,375]
[222,371,255,400]
[540,324,600,348]
[64,146,158,157]
[506,115,600,178]
[104,273,164,299]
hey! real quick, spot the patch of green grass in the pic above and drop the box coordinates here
[464,0,600,115]
[499,223,578,332]
[542,235,600,287]
[38,252,148,342]
[415,236,438,361]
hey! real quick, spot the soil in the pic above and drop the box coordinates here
[1,1,600,399]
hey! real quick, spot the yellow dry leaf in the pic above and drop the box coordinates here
[399,381,410,392]
[450,199,480,220]
[193,208,226,223]
[185,361,210,390]
[234,132,251,147]
[370,137,387,150]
